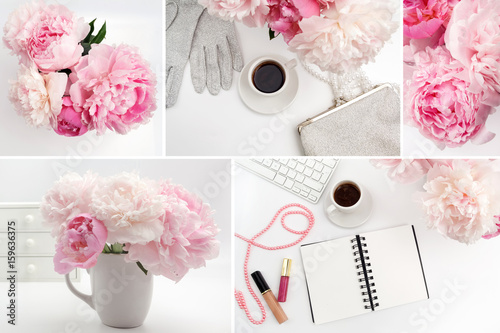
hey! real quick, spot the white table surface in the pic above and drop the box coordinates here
[0,0,164,157]
[166,15,402,157]
[234,159,499,333]
[0,159,231,333]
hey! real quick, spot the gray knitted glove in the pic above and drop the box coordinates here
[165,2,177,30]
[190,10,243,95]
[166,0,204,107]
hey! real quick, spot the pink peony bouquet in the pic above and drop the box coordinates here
[404,0,500,149]
[372,159,500,244]
[3,1,157,137]
[199,0,398,73]
[40,172,220,282]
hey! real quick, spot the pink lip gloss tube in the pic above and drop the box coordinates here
[278,258,292,302]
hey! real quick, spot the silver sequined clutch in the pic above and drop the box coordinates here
[297,83,400,156]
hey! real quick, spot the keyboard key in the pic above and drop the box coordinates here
[274,174,286,185]
[323,166,332,175]
[278,166,289,175]
[314,163,324,172]
[288,170,297,179]
[312,171,321,181]
[279,158,289,164]
[323,159,338,168]
[284,179,294,189]
[320,172,330,184]
[300,190,309,197]
[263,159,272,167]
[310,189,321,198]
[271,162,280,171]
[296,174,305,183]
[292,186,301,193]
[304,177,323,192]
[306,159,315,168]
[308,194,317,202]
[304,168,313,177]
[254,158,264,163]
[295,164,305,173]
[287,160,297,169]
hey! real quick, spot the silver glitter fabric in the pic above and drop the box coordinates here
[166,0,204,108]
[300,84,400,156]
[190,10,243,95]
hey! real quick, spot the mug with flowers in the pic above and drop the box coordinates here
[40,171,220,281]
[3,1,157,137]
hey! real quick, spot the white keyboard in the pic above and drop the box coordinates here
[236,158,339,203]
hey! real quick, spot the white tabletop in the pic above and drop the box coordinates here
[234,159,499,333]
[0,0,164,157]
[166,18,402,156]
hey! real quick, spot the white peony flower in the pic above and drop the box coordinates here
[90,172,168,245]
[9,63,67,128]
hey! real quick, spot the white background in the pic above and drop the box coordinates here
[0,159,231,332]
[166,11,402,156]
[0,0,164,156]
[234,159,499,333]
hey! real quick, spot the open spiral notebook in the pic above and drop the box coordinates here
[300,225,429,325]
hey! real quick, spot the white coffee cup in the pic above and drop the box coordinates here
[326,180,365,215]
[247,56,297,97]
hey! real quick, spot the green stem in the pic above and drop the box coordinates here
[136,261,148,275]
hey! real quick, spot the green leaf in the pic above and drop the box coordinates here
[103,243,112,253]
[269,28,275,40]
[111,242,124,254]
[92,21,106,44]
[136,261,148,275]
[83,19,97,43]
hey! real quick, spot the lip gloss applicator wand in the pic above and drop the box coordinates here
[251,270,288,324]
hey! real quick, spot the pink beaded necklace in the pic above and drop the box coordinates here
[234,203,315,325]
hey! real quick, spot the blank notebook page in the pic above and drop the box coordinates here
[300,236,371,325]
[362,225,428,311]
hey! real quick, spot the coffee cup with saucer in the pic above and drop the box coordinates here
[323,180,373,228]
[238,55,299,114]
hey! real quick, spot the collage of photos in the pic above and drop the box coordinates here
[0,0,499,332]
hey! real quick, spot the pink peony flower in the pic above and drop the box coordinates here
[198,0,270,27]
[267,0,320,44]
[482,216,500,240]
[125,181,220,282]
[288,0,397,73]
[419,159,500,244]
[9,63,67,128]
[3,1,90,72]
[41,171,99,238]
[69,44,157,135]
[53,214,107,274]
[405,46,495,148]
[90,172,167,245]
[371,159,433,184]
[403,0,460,39]
[445,0,500,107]
[53,96,88,137]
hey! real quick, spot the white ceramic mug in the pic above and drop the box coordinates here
[65,254,153,328]
[247,56,297,97]
[326,180,364,215]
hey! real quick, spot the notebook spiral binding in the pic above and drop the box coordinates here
[351,236,380,310]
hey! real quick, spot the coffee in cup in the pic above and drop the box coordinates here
[252,61,285,94]
[333,183,361,207]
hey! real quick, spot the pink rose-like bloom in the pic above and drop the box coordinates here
[3,1,90,72]
[41,172,99,238]
[289,0,397,73]
[403,0,459,39]
[53,96,88,137]
[198,0,270,27]
[371,159,433,184]
[406,46,495,148]
[267,0,320,44]
[419,160,500,244]
[125,181,220,282]
[445,0,500,107]
[69,44,157,135]
[9,63,67,129]
[54,214,107,274]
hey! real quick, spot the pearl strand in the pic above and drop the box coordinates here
[234,203,315,325]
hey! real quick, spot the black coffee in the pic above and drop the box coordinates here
[252,61,285,93]
[334,183,361,207]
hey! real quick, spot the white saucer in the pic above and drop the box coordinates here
[323,190,373,228]
[238,55,299,115]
